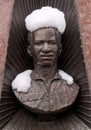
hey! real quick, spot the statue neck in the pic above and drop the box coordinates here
[33,63,58,81]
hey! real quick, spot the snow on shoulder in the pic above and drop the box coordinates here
[25,6,66,34]
[12,70,73,93]
[12,70,32,93]
[59,70,73,85]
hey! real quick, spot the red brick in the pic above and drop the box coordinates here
[76,0,91,90]
[0,0,14,95]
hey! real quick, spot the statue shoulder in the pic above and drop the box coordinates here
[11,69,79,93]
[59,70,73,85]
[59,70,79,89]
[12,70,32,93]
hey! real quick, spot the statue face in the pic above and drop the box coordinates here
[28,28,61,66]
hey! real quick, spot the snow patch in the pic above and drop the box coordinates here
[25,6,66,34]
[12,70,32,92]
[59,70,73,85]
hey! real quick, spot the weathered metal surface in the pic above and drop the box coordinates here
[0,0,91,129]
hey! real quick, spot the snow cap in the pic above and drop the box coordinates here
[25,6,66,34]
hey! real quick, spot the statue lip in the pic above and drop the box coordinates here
[39,54,54,57]
[40,55,54,60]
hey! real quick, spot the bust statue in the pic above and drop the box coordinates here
[12,6,79,118]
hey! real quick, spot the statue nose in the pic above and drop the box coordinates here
[42,42,51,52]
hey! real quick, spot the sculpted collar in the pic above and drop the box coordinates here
[12,70,73,93]
[31,71,61,81]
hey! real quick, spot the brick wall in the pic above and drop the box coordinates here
[76,0,91,91]
[0,0,14,95]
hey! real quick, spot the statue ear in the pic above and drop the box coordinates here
[59,43,62,55]
[27,45,32,57]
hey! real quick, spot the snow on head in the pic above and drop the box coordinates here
[12,70,32,93]
[25,6,66,34]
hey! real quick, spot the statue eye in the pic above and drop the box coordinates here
[49,41,56,45]
[35,41,43,46]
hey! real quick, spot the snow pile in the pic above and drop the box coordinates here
[59,70,73,85]
[12,70,73,93]
[12,70,32,92]
[25,6,66,34]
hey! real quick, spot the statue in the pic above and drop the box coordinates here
[11,6,79,120]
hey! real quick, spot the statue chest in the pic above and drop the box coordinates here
[13,79,79,114]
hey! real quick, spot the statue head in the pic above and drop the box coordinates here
[27,28,62,66]
[25,6,66,66]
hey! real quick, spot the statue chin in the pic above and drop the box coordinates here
[37,61,56,66]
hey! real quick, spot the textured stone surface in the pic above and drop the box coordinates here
[0,0,14,95]
[76,0,91,90]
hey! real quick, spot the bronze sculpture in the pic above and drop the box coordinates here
[1,2,90,129]
[12,7,79,120]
